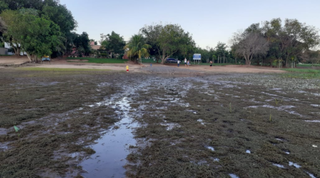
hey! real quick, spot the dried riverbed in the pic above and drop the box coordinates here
[0,68,319,178]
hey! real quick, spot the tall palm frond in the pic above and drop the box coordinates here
[124,34,151,63]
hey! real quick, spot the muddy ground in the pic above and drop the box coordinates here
[0,68,319,178]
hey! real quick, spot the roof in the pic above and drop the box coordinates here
[91,45,101,50]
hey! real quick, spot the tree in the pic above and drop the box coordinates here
[1,0,77,57]
[234,32,269,65]
[1,10,23,55]
[301,50,320,67]
[22,17,64,62]
[73,32,91,56]
[124,34,151,63]
[0,1,8,14]
[140,23,195,64]
[214,42,228,63]
[262,18,320,67]
[158,24,195,64]
[140,24,163,63]
[42,4,76,35]
[100,31,125,58]
[1,9,63,61]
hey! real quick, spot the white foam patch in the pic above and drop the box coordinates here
[273,163,285,168]
[289,161,301,168]
[229,174,239,178]
[206,146,215,151]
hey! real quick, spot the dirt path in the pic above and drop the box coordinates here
[30,59,286,74]
[0,57,285,73]
[0,56,29,65]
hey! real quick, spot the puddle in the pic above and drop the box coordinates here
[80,97,138,178]
[0,142,9,151]
[305,120,320,123]
[212,158,219,162]
[206,146,215,151]
[229,173,240,178]
[261,92,279,97]
[289,161,301,168]
[0,128,8,135]
[297,91,307,94]
[197,119,205,125]
[311,93,320,96]
[272,163,285,168]
[311,104,320,107]
[305,171,317,178]
[246,150,251,154]
[271,88,282,91]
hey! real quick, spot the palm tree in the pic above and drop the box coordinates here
[124,34,151,63]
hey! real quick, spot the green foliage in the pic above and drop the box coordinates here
[124,34,151,63]
[100,31,126,58]
[140,24,163,62]
[231,18,320,67]
[1,9,63,61]
[158,24,195,63]
[0,1,8,13]
[72,32,91,56]
[42,4,76,34]
[141,23,195,64]
[1,0,77,57]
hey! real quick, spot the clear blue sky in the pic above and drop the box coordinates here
[60,0,320,49]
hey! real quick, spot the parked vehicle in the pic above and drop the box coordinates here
[166,58,178,63]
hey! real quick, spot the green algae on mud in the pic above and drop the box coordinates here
[1,68,320,177]
[126,75,320,178]
[0,68,122,177]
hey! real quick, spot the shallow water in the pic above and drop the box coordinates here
[206,146,215,151]
[306,171,316,178]
[289,161,301,168]
[229,173,240,178]
[272,163,285,168]
[305,120,320,123]
[80,97,138,178]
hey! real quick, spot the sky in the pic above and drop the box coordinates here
[60,0,320,49]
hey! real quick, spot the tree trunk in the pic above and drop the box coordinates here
[285,57,289,68]
[26,53,32,62]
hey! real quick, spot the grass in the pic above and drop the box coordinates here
[141,58,158,63]
[20,67,111,72]
[297,63,320,67]
[67,57,128,63]
[282,68,320,79]
[195,63,241,66]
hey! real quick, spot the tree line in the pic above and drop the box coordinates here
[231,18,320,67]
[1,1,319,66]
[124,20,320,66]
